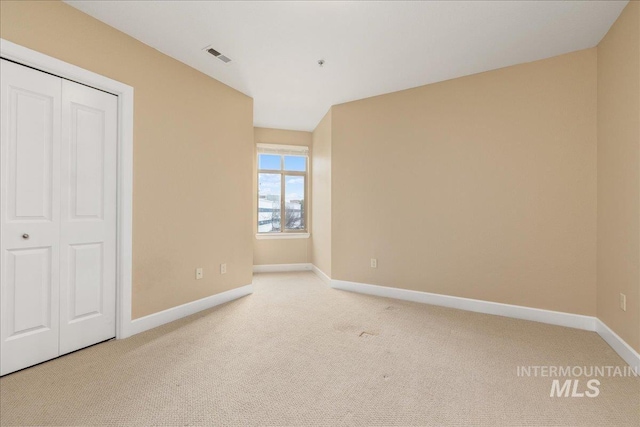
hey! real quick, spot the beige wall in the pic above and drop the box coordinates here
[253,127,311,265]
[597,1,640,352]
[330,49,598,315]
[4,0,638,351]
[0,0,254,319]
[311,111,332,276]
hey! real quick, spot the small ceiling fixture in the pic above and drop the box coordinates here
[203,45,232,64]
[318,59,325,67]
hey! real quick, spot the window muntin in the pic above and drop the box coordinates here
[257,148,307,234]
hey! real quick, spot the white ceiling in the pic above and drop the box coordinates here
[66,1,628,131]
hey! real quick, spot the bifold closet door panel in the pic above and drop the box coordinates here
[0,59,62,376]
[59,79,117,356]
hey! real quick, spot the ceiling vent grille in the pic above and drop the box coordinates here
[203,45,232,64]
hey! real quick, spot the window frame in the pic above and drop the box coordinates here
[257,147,308,235]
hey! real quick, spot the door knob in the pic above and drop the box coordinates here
[22,233,29,240]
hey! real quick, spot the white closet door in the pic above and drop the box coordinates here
[0,59,62,376]
[59,79,117,355]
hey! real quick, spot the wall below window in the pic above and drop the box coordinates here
[253,127,311,266]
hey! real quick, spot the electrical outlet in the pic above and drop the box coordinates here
[620,293,626,312]
[220,263,227,274]
[195,268,203,280]
[370,258,377,268]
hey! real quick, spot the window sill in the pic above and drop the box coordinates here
[256,233,310,240]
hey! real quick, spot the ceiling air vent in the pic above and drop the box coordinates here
[203,45,232,64]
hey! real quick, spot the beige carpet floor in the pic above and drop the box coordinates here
[1,272,638,426]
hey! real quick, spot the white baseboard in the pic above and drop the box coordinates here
[595,319,640,371]
[311,265,331,285]
[253,263,312,273]
[126,284,253,337]
[331,279,596,331]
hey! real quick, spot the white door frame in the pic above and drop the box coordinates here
[0,38,135,339]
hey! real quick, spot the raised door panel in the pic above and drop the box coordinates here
[5,247,53,337]
[8,89,54,221]
[68,243,103,322]
[70,105,104,220]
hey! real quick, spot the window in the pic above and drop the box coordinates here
[257,144,308,234]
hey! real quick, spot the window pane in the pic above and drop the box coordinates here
[284,175,305,230]
[258,154,281,170]
[258,173,281,232]
[284,155,306,172]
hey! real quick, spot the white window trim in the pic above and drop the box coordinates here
[257,145,308,235]
[1,39,135,339]
[257,143,309,155]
